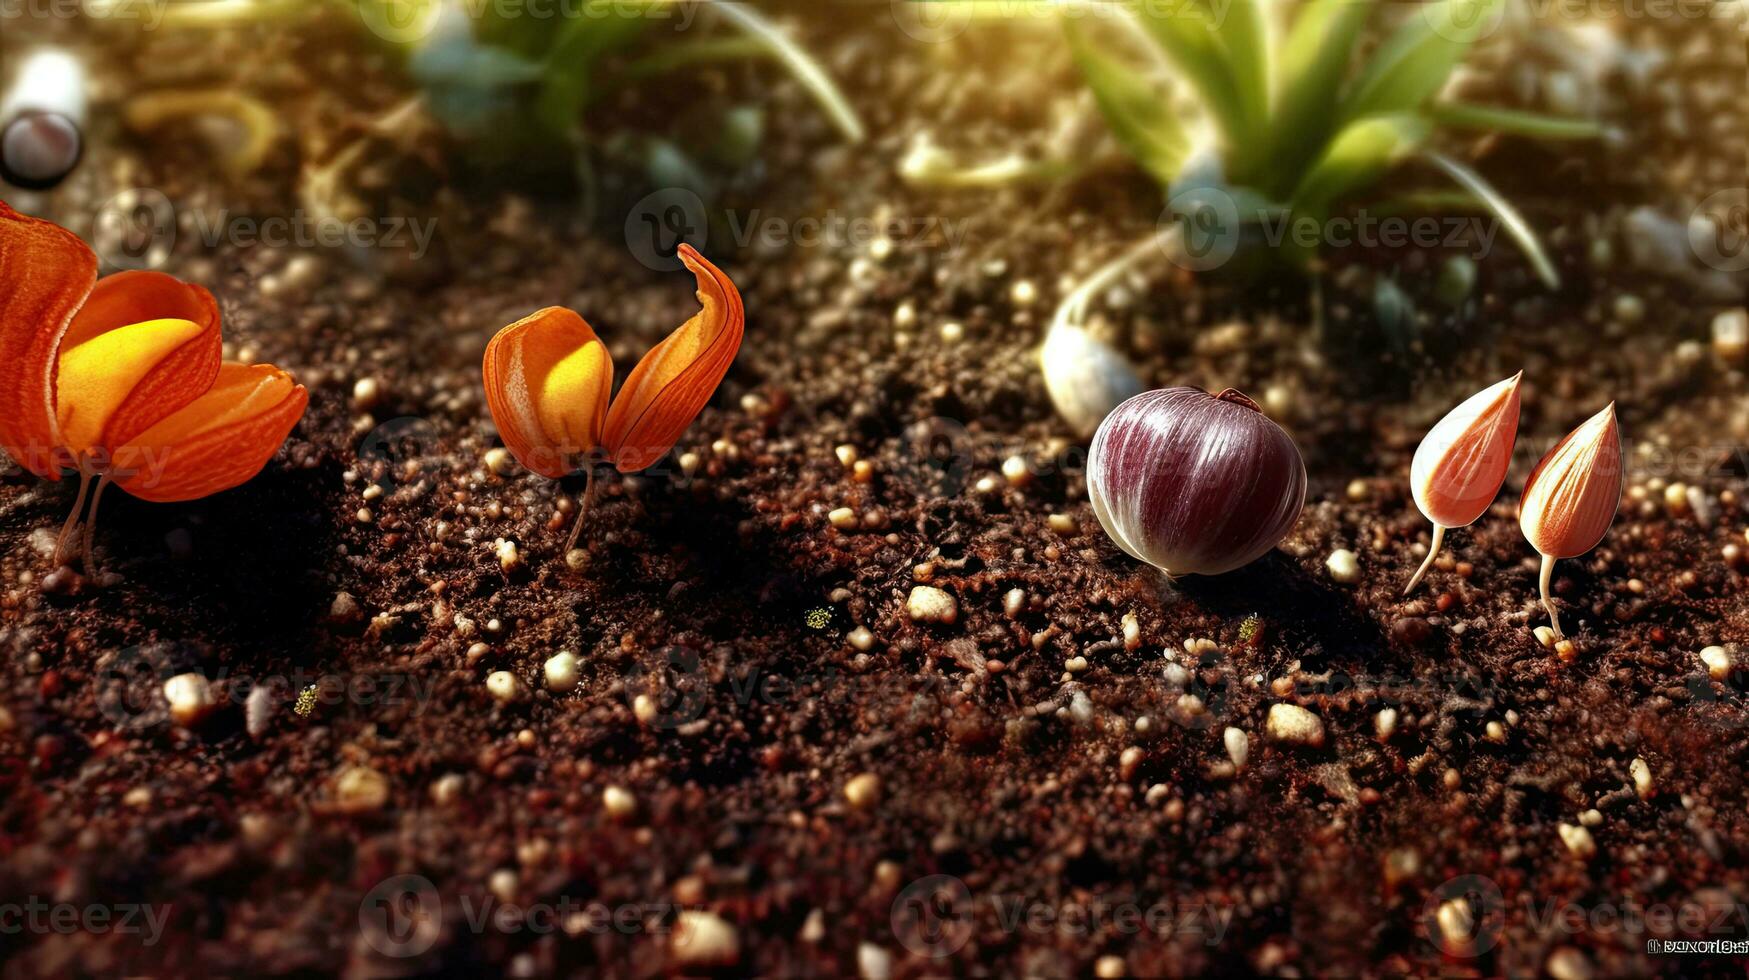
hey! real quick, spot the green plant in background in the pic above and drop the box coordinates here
[147,0,861,197]
[358,0,862,181]
[1064,0,1597,286]
[1036,0,1602,436]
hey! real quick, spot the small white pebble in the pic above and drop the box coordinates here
[1485,720,1506,743]
[1223,727,1249,770]
[1266,703,1326,746]
[828,507,858,530]
[486,670,523,703]
[858,944,896,980]
[163,673,216,728]
[671,911,739,967]
[1700,645,1732,681]
[484,447,513,476]
[544,651,580,693]
[834,444,858,468]
[939,321,964,343]
[632,694,658,726]
[1001,455,1032,487]
[1556,822,1596,860]
[1533,626,1557,649]
[1326,548,1360,584]
[1010,279,1038,307]
[1094,955,1126,979]
[603,785,637,820]
[847,627,875,652]
[1630,757,1654,799]
[351,376,382,410]
[333,766,390,813]
[1047,513,1078,535]
[1122,612,1141,651]
[489,869,519,904]
[906,586,958,625]
[495,538,522,572]
[1376,707,1398,741]
[678,452,700,477]
[844,772,882,809]
[1003,588,1026,619]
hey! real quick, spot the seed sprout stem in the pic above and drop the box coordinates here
[1403,524,1445,596]
[564,464,597,556]
[1539,552,1563,640]
[82,475,110,580]
[52,470,92,567]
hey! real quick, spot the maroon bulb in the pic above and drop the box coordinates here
[1,111,82,191]
[1087,386,1307,576]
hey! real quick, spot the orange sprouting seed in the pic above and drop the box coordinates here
[0,201,308,574]
[481,243,745,551]
[1520,403,1622,640]
[1404,372,1523,594]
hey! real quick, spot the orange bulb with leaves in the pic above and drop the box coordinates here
[481,244,745,553]
[0,201,307,574]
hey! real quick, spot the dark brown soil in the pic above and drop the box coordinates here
[2,6,1747,978]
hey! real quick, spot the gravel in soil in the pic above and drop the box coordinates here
[2,7,1748,978]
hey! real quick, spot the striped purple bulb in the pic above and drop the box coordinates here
[1088,387,1307,576]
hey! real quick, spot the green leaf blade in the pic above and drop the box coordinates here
[1064,18,1189,186]
[1341,0,1504,122]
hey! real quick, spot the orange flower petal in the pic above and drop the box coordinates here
[1520,403,1622,559]
[481,307,613,479]
[601,245,745,473]
[61,271,223,451]
[1409,372,1522,528]
[57,318,214,456]
[0,200,97,479]
[109,362,307,503]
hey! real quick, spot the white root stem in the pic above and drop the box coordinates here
[52,471,92,567]
[563,465,597,557]
[1539,552,1563,640]
[81,476,109,580]
[1403,524,1446,596]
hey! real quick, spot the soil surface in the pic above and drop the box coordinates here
[2,6,1748,978]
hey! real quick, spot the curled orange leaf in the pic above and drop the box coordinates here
[0,202,308,570]
[0,199,95,478]
[481,307,613,479]
[601,244,745,473]
[481,244,745,478]
[111,363,308,503]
